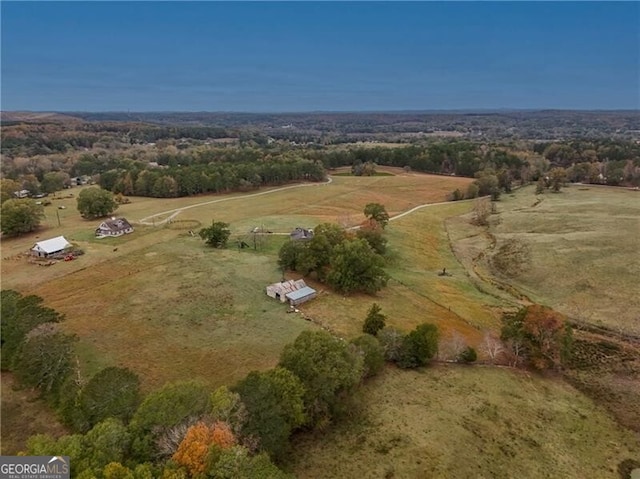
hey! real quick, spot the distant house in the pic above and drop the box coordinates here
[290,227,314,241]
[70,176,90,186]
[31,236,72,258]
[266,279,317,306]
[14,189,30,198]
[95,217,134,237]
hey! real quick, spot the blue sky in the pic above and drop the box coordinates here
[1,2,638,111]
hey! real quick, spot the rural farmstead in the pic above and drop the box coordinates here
[95,217,134,237]
[266,279,317,306]
[31,236,72,258]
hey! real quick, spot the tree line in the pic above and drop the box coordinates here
[97,159,325,198]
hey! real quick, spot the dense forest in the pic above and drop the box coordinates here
[1,111,640,201]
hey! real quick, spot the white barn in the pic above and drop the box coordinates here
[31,236,72,258]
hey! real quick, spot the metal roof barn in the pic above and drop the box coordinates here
[285,286,317,306]
[31,236,72,257]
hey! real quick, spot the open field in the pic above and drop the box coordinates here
[446,185,640,433]
[300,201,504,348]
[480,185,638,335]
[3,174,640,467]
[2,172,485,392]
[287,365,640,479]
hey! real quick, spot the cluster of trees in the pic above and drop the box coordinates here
[311,143,526,180]
[362,304,441,368]
[500,305,573,369]
[0,121,236,157]
[8,290,441,478]
[98,159,325,198]
[1,290,69,394]
[0,186,118,237]
[278,205,391,295]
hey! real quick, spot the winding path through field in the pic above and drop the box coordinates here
[138,175,480,227]
[138,176,334,225]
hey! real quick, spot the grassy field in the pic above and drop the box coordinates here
[3,175,640,468]
[287,365,640,479]
[445,185,640,434]
[300,201,504,349]
[482,185,639,335]
[2,171,483,392]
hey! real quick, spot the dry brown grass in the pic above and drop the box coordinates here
[2,173,481,391]
[287,365,640,479]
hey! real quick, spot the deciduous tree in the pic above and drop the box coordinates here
[356,221,387,255]
[130,380,211,461]
[0,178,22,204]
[199,221,231,248]
[377,327,405,362]
[279,331,364,427]
[77,187,118,219]
[548,167,568,192]
[363,203,390,229]
[0,198,44,236]
[327,238,388,294]
[233,367,305,458]
[351,335,385,378]
[1,290,64,369]
[11,324,76,401]
[501,305,573,369]
[79,367,141,429]
[172,421,236,476]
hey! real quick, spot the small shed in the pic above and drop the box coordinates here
[31,236,72,258]
[286,286,317,306]
[96,217,134,237]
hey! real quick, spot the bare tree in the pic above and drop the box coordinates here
[504,338,525,367]
[440,331,466,361]
[481,332,504,364]
[471,198,491,226]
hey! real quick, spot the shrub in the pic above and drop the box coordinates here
[458,347,477,363]
[397,323,439,369]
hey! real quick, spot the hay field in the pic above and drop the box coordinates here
[287,365,640,479]
[485,186,639,335]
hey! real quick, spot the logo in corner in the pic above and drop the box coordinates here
[1,455,70,479]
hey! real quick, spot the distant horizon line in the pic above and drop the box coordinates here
[3,108,639,115]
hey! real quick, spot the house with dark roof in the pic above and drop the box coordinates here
[290,227,314,241]
[95,217,134,237]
